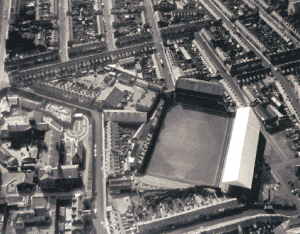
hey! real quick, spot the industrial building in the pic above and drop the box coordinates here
[103,87,128,109]
[222,107,261,190]
[104,110,147,124]
[135,89,158,113]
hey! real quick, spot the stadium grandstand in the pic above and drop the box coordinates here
[176,78,223,99]
[221,107,261,190]
[132,99,166,172]
[175,78,227,111]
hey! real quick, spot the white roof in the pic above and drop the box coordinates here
[222,107,260,189]
[104,110,147,123]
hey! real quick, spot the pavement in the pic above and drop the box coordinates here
[207,0,300,214]
[144,0,175,90]
[164,208,298,234]
[207,0,300,120]
[0,0,12,84]
[196,31,248,107]
[14,87,108,233]
[58,0,69,62]
[102,0,116,51]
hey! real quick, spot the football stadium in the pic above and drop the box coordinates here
[142,78,265,192]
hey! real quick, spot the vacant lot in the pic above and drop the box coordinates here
[146,103,232,186]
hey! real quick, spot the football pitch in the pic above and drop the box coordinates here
[146,103,233,186]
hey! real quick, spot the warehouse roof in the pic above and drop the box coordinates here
[222,107,260,189]
[104,110,147,123]
[104,87,127,109]
[176,78,223,96]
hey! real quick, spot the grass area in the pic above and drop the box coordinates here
[264,141,283,165]
[258,164,294,206]
[147,103,232,186]
[278,164,300,190]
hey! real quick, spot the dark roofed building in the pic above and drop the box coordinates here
[38,164,81,191]
[104,87,127,109]
[153,0,176,12]
[0,147,12,162]
[14,207,48,230]
[40,129,62,168]
[118,57,135,68]
[253,104,277,124]
[175,78,225,109]
[16,172,35,193]
[2,109,47,148]
[176,78,223,97]
[72,140,85,167]
[108,177,132,193]
[6,120,49,148]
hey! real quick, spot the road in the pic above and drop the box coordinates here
[164,208,299,234]
[207,0,300,212]
[102,0,116,51]
[144,0,175,90]
[207,0,300,121]
[58,0,69,62]
[0,0,12,84]
[196,32,248,106]
[91,110,108,234]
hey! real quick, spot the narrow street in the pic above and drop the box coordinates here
[58,0,69,62]
[144,0,175,90]
[102,0,116,51]
[15,87,108,233]
[205,0,300,214]
[91,110,107,234]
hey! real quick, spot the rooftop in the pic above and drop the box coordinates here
[39,129,62,168]
[136,89,157,109]
[20,99,41,110]
[104,87,128,109]
[118,57,135,66]
[176,78,224,96]
[104,110,147,123]
[38,164,80,180]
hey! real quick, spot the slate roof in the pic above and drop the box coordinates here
[38,165,79,180]
[40,129,62,167]
[104,87,127,108]
[176,78,223,96]
[26,110,43,124]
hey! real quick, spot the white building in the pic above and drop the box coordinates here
[222,107,260,189]
[104,110,147,124]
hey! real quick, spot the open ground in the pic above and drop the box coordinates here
[146,103,233,186]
